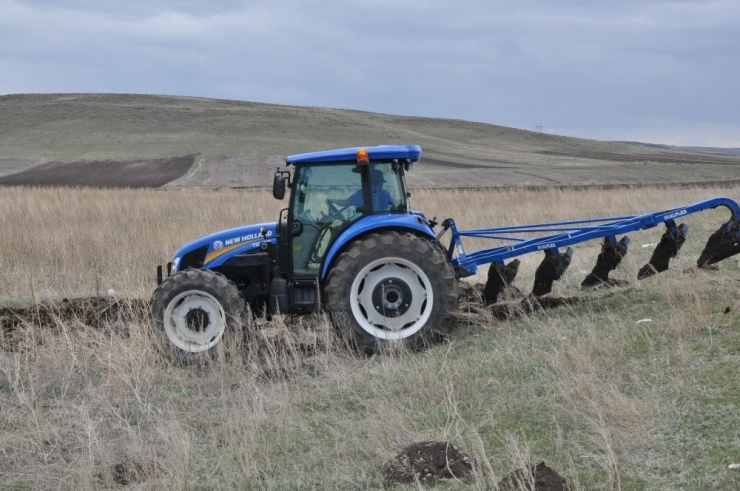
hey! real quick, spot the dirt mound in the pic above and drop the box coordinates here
[381,441,475,486]
[0,155,194,188]
[497,461,568,491]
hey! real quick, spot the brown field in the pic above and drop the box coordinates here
[0,156,195,188]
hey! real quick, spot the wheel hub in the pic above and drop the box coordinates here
[184,307,210,332]
[371,278,412,317]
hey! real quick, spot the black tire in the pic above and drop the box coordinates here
[151,268,245,363]
[324,231,458,354]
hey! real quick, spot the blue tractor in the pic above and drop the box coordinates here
[152,144,740,362]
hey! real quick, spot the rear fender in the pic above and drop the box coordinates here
[320,214,435,279]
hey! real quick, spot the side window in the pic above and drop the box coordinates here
[370,163,406,212]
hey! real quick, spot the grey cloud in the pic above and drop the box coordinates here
[1,0,738,145]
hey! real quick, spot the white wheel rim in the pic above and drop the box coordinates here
[350,257,433,340]
[163,290,227,352]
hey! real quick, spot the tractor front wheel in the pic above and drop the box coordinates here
[151,268,245,363]
[324,232,458,354]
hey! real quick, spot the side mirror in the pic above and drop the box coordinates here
[273,173,287,200]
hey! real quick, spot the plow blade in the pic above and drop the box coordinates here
[637,223,688,279]
[482,259,520,305]
[532,248,573,297]
[581,236,630,288]
[697,219,740,267]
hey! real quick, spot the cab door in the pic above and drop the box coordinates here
[289,163,368,276]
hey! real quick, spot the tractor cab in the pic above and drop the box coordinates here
[270,145,421,313]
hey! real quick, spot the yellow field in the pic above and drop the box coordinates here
[0,184,737,301]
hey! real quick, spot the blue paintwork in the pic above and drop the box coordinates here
[320,213,435,278]
[286,144,422,165]
[172,222,277,271]
[446,196,740,277]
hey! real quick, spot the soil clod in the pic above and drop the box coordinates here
[497,461,568,491]
[381,441,475,486]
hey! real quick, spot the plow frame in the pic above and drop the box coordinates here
[443,196,740,278]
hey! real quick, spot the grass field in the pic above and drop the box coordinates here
[1,185,740,489]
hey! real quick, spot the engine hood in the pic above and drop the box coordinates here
[172,222,277,271]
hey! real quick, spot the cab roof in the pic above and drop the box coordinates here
[286,144,421,165]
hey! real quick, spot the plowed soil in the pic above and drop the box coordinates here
[1,297,149,350]
[1,284,584,354]
[0,156,195,188]
[381,441,475,485]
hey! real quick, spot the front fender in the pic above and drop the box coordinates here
[320,214,435,279]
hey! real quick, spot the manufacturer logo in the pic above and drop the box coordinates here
[213,240,224,250]
[537,243,557,250]
[663,209,687,220]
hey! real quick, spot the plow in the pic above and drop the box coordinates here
[447,196,740,303]
[144,144,740,362]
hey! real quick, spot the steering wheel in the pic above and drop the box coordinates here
[321,198,353,224]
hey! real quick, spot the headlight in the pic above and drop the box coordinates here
[171,257,181,272]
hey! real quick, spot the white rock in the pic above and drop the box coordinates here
[636,318,652,324]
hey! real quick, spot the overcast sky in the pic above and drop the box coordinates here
[2,0,739,147]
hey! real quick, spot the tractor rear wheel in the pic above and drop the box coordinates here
[151,268,245,363]
[324,232,458,354]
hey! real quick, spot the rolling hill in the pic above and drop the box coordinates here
[1,93,739,188]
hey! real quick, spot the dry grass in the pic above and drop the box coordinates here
[1,184,740,489]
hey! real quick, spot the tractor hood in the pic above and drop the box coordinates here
[171,222,277,271]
